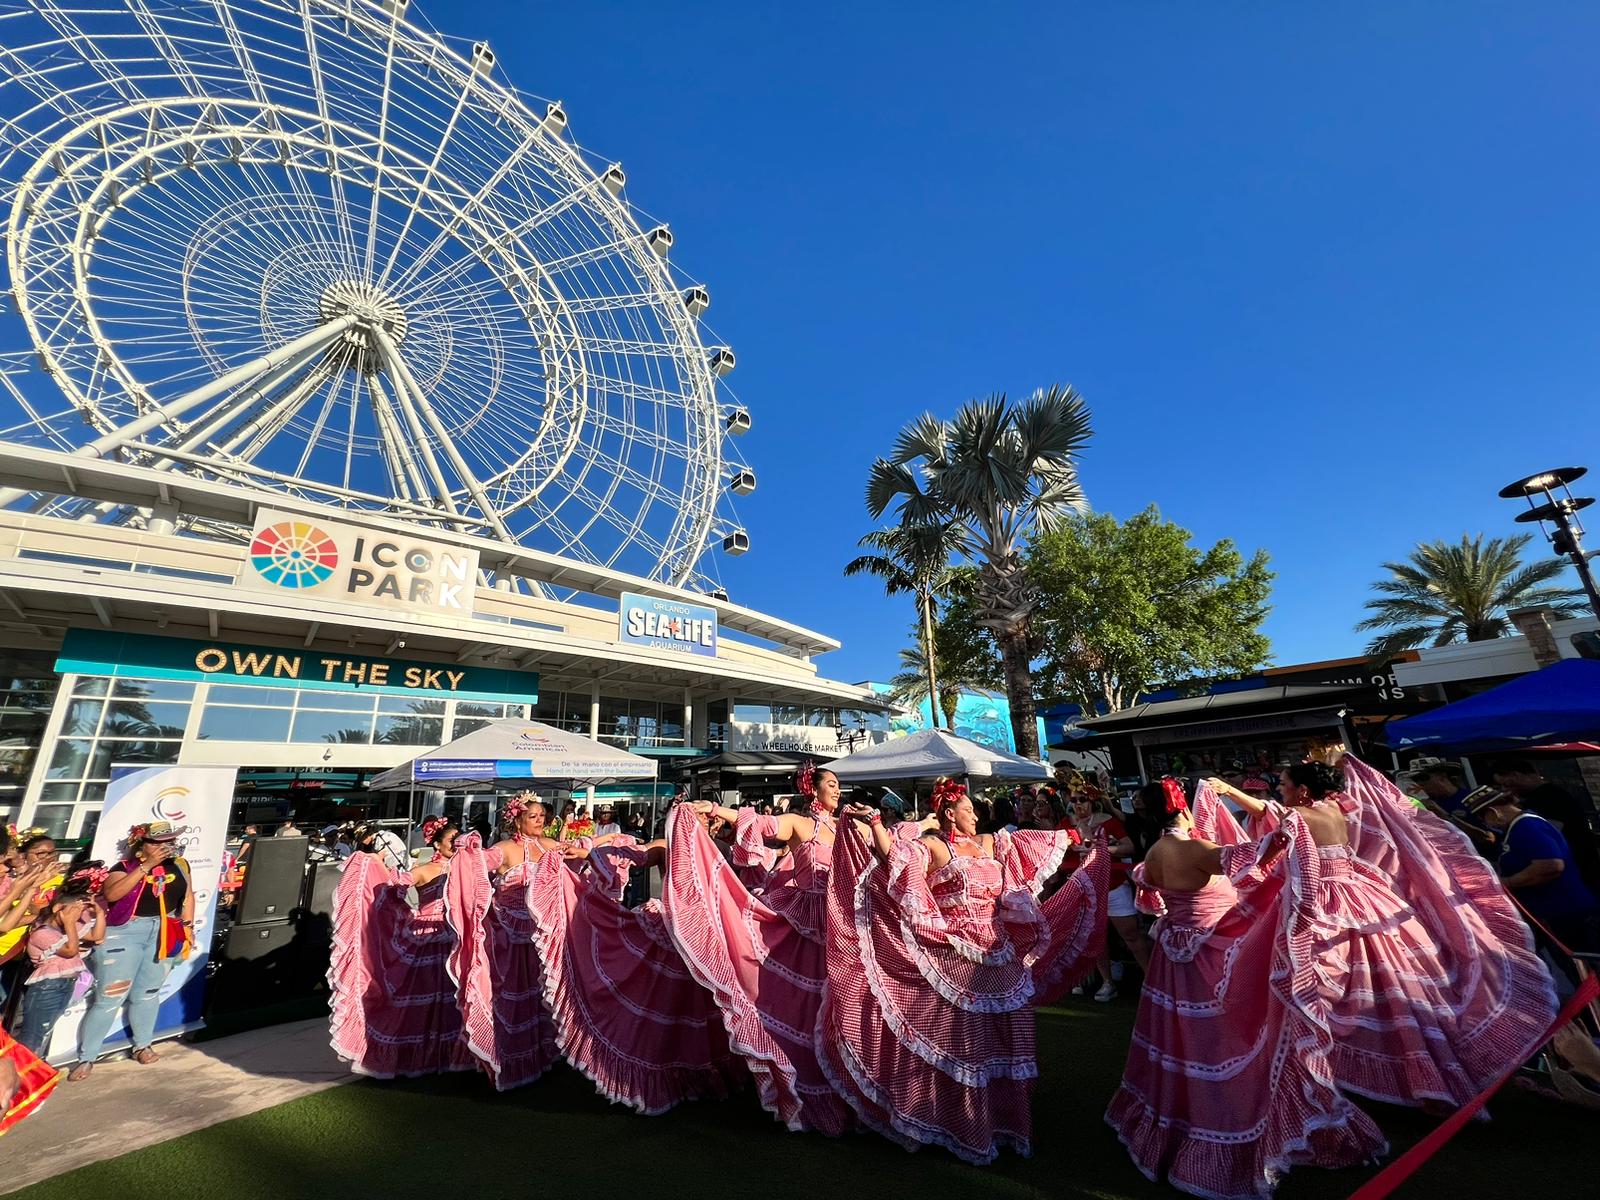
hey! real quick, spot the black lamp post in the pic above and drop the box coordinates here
[1498,466,1600,620]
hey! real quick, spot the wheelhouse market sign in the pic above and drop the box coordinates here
[57,630,539,705]
[238,508,480,617]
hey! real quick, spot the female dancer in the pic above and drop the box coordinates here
[1070,792,1151,998]
[445,794,577,1090]
[1209,758,1557,1111]
[818,778,1108,1164]
[662,762,855,1135]
[328,817,474,1078]
[1107,779,1387,1199]
[525,828,745,1113]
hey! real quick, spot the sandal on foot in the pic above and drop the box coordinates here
[67,1063,93,1082]
[132,1047,160,1065]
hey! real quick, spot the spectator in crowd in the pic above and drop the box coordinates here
[595,806,621,839]
[69,821,194,1080]
[1470,789,1600,963]
[353,823,407,871]
[1491,759,1600,892]
[625,810,647,839]
[1407,761,1496,850]
[15,862,107,1053]
[275,818,302,838]
[564,805,595,842]
[1072,790,1152,1000]
[0,833,64,952]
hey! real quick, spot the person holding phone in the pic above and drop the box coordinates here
[16,863,108,1054]
[67,821,194,1081]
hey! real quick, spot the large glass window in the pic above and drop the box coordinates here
[291,706,374,744]
[733,701,772,724]
[41,677,189,818]
[0,653,62,824]
[199,704,292,742]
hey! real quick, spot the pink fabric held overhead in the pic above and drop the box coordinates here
[817,824,1108,1164]
[442,834,559,1091]
[524,836,745,1114]
[1107,813,1389,1200]
[660,805,855,1135]
[327,851,474,1079]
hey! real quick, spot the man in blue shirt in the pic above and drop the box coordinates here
[1471,790,1600,963]
[1407,760,1496,853]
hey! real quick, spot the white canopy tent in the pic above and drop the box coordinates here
[369,719,658,793]
[820,728,1048,784]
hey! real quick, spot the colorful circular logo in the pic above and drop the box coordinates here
[249,521,339,589]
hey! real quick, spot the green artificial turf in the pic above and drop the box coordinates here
[14,1000,1590,1200]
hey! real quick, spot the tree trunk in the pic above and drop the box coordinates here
[998,623,1040,758]
[920,591,942,730]
[941,688,960,729]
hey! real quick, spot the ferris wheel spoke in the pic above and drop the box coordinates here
[360,7,402,279]
[298,0,357,249]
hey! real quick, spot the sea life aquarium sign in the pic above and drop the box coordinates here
[238,509,479,616]
[618,591,718,657]
[57,630,539,705]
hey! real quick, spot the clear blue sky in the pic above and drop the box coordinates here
[445,0,1600,684]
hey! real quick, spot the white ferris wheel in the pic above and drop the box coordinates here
[0,0,755,594]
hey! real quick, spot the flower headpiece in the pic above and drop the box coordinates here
[9,824,47,845]
[422,816,453,844]
[930,777,968,815]
[500,792,534,828]
[125,822,152,846]
[1160,777,1188,816]
[66,862,110,896]
[795,760,817,799]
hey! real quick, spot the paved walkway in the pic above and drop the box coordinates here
[3,1019,352,1194]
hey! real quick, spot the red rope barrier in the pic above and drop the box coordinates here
[1346,973,1600,1200]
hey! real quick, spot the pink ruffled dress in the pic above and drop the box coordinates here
[1105,812,1388,1200]
[443,834,560,1091]
[662,803,855,1135]
[525,835,745,1113]
[1237,764,1558,1108]
[818,825,1108,1164]
[327,851,474,1078]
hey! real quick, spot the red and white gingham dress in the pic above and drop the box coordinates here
[523,835,745,1114]
[817,824,1108,1164]
[327,851,475,1079]
[661,804,856,1135]
[1106,814,1388,1200]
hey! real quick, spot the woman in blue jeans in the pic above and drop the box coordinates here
[68,822,194,1081]
[15,864,107,1054]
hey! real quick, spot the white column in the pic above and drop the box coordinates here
[587,683,602,811]
[682,687,693,750]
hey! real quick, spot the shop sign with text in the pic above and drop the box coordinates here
[618,591,717,657]
[237,508,479,616]
[57,629,538,704]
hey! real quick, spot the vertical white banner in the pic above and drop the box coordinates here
[44,764,236,1064]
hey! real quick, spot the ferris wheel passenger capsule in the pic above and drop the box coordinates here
[646,225,673,258]
[683,286,710,317]
[729,469,756,495]
[708,347,735,376]
[601,163,626,196]
[725,408,752,435]
[471,43,495,75]
[542,101,568,135]
[723,530,751,556]
[707,588,731,603]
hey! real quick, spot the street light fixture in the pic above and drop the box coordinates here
[1498,466,1600,619]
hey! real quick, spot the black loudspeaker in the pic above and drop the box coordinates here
[221,918,296,961]
[235,835,308,925]
[302,859,340,918]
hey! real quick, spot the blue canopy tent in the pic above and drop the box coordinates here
[1384,658,1600,753]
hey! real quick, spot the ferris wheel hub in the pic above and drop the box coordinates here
[316,279,409,373]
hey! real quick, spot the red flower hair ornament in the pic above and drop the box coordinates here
[1161,777,1188,816]
[500,793,534,828]
[422,816,453,844]
[795,760,817,799]
[930,778,969,815]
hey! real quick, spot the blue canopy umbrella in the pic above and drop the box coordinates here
[1384,658,1600,753]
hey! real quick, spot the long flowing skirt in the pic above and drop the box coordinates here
[817,827,1108,1164]
[527,841,745,1113]
[0,1030,60,1136]
[661,805,854,1134]
[327,854,474,1078]
[444,839,560,1091]
[1106,820,1388,1200]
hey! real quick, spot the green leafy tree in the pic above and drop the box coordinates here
[867,387,1092,757]
[845,520,965,728]
[1030,506,1274,714]
[888,591,1004,727]
[1355,532,1586,658]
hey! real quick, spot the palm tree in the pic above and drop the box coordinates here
[1356,532,1587,657]
[845,520,965,728]
[867,386,1093,757]
[888,642,1000,730]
